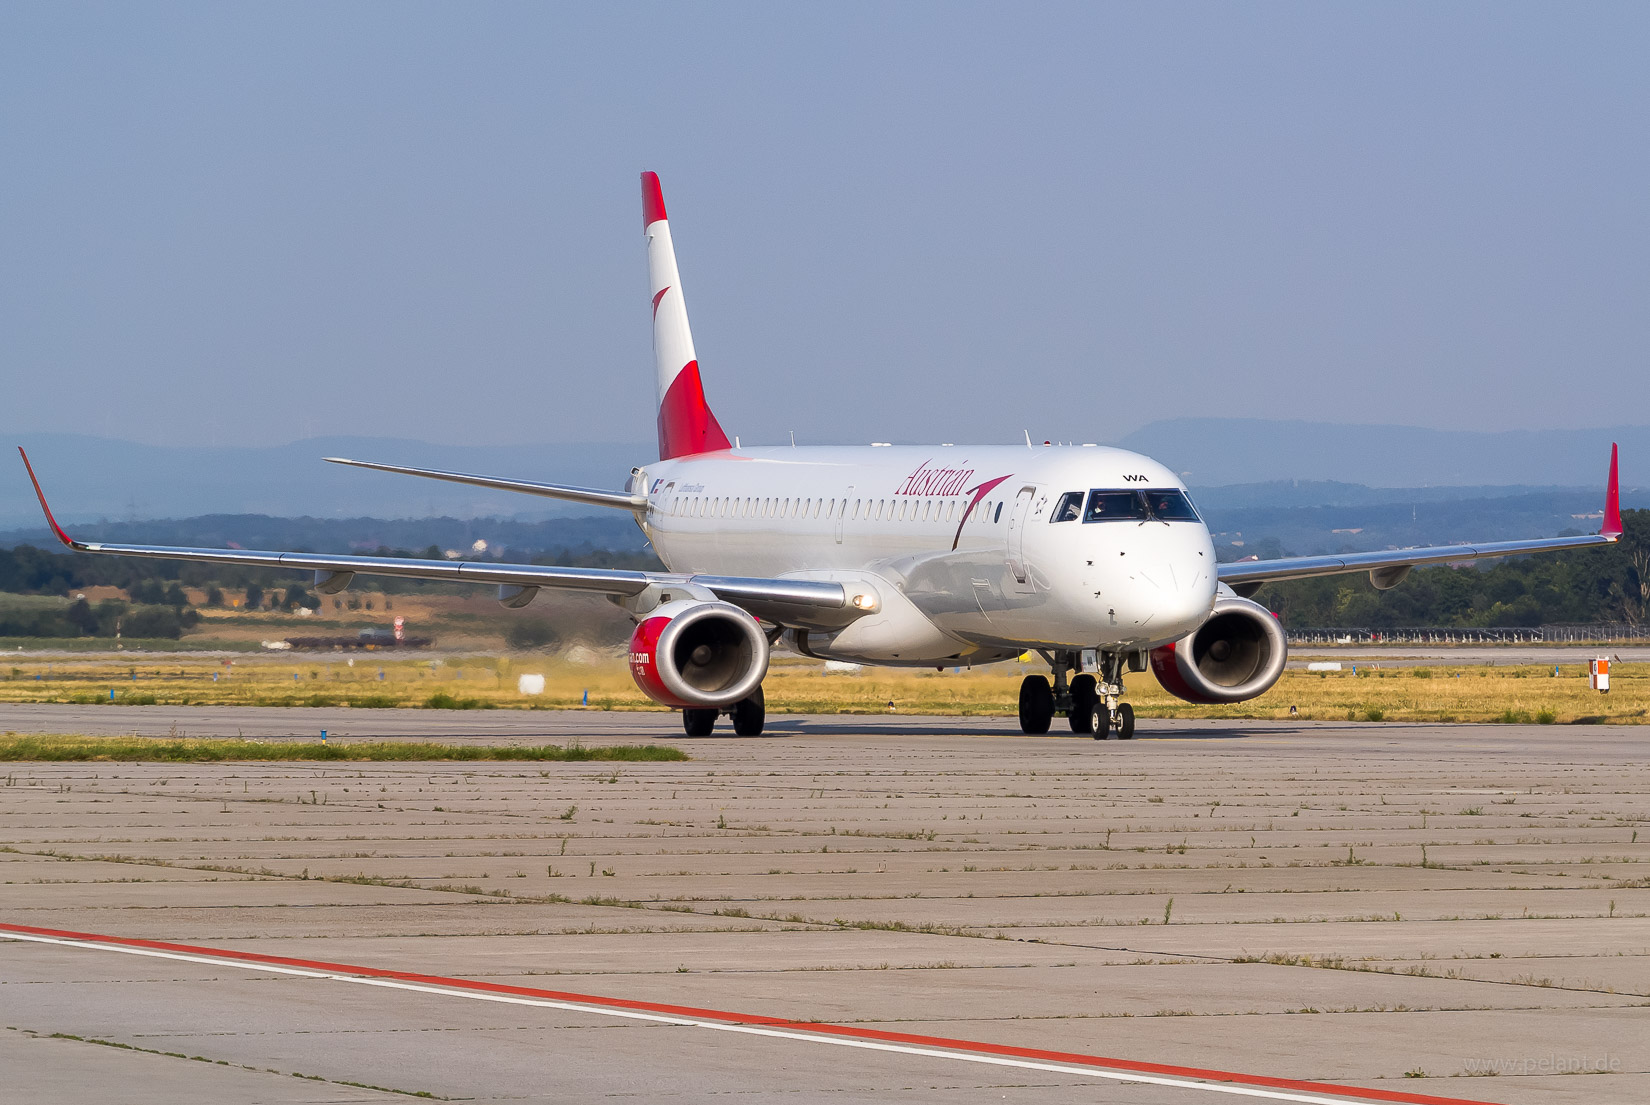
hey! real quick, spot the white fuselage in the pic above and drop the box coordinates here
[634,444,1218,665]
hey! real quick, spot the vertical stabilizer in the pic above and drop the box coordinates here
[643,172,732,460]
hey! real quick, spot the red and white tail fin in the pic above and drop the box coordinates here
[643,172,732,460]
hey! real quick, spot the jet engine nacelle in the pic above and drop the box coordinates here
[627,599,769,709]
[1149,596,1287,705]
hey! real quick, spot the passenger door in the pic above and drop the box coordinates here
[1005,485,1037,592]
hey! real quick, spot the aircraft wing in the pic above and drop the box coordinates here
[323,456,648,511]
[1217,444,1623,590]
[18,449,855,624]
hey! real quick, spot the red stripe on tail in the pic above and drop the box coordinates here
[657,361,732,460]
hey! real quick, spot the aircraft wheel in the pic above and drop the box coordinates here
[1090,702,1115,740]
[682,708,717,737]
[731,686,766,736]
[1018,676,1053,734]
[1117,702,1136,740]
[1067,674,1097,733]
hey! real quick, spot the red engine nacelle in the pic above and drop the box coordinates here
[627,600,769,709]
[1150,596,1288,705]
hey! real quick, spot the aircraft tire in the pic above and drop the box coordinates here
[731,686,766,736]
[1018,676,1054,734]
[1067,674,1097,733]
[1090,702,1114,740]
[1117,702,1135,740]
[682,708,717,737]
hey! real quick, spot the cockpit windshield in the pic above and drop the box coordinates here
[1082,491,1148,523]
[1142,489,1200,521]
[1072,488,1201,523]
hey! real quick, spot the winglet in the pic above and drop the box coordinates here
[1603,442,1622,537]
[17,447,82,550]
[641,171,668,229]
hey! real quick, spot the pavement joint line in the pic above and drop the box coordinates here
[2,921,1504,1105]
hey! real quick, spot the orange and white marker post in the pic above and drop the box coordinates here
[1589,658,1611,693]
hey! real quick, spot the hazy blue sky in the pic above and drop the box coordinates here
[4,3,1646,451]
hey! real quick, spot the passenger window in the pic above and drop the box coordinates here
[993,502,1003,523]
[1050,491,1083,523]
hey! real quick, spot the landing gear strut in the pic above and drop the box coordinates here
[1019,650,1138,740]
[1019,650,1081,735]
[1086,651,1137,740]
[1019,650,1099,735]
[681,686,767,737]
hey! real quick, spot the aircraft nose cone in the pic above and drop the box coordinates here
[1136,563,1182,593]
[1133,560,1213,635]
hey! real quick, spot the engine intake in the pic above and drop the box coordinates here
[1150,596,1287,705]
[627,600,769,708]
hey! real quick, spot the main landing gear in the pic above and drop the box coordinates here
[682,686,766,737]
[1018,650,1137,740]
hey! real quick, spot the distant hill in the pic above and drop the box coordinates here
[0,434,651,529]
[0,513,649,557]
[3,481,1637,565]
[1119,419,1647,487]
[3,426,1641,556]
[1197,488,1646,560]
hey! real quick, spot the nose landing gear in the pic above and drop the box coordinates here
[1090,700,1135,740]
[1089,651,1136,740]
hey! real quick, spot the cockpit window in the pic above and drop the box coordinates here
[1050,491,1083,523]
[1081,489,1202,523]
[1143,489,1200,521]
[1083,490,1149,523]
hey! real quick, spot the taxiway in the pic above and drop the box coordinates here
[2,706,1645,1103]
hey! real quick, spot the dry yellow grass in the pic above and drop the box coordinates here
[0,652,1643,724]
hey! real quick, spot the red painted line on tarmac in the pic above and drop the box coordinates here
[1,921,1500,1105]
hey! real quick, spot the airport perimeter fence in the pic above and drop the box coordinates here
[1288,624,1650,645]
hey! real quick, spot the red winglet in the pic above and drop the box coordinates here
[641,171,668,229]
[1603,442,1622,537]
[17,447,78,549]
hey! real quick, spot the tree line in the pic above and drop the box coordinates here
[0,515,1641,636]
[0,542,665,640]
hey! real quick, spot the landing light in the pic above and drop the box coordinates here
[851,592,880,612]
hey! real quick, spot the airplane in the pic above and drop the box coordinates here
[18,172,1625,740]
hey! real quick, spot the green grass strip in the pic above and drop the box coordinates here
[0,735,686,763]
